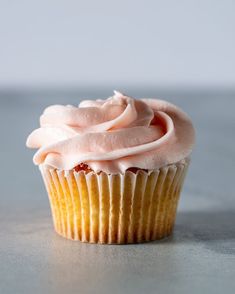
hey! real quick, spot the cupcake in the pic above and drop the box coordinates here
[26,91,195,244]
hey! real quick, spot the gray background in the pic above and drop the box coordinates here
[0,0,235,88]
[0,0,235,293]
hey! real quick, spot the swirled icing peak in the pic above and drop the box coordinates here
[26,91,195,173]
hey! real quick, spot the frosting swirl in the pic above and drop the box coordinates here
[26,91,195,173]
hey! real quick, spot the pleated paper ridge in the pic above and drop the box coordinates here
[40,159,189,244]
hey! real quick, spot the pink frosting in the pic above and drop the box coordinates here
[26,91,195,173]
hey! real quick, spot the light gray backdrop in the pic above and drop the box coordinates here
[0,0,235,88]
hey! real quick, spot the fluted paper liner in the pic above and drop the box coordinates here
[39,159,189,244]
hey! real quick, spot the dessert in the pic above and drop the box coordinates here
[26,91,195,244]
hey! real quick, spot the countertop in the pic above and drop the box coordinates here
[0,88,235,294]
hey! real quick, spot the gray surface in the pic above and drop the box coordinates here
[0,88,235,294]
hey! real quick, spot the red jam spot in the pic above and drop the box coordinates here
[74,163,93,173]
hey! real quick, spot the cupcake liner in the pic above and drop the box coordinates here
[40,159,189,244]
